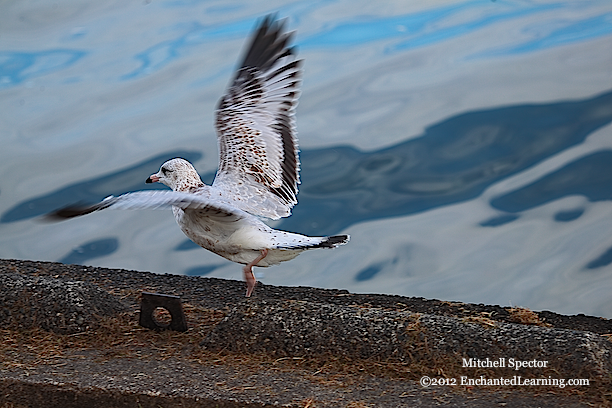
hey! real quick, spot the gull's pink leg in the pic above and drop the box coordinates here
[243,249,268,297]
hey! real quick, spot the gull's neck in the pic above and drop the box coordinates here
[174,178,205,193]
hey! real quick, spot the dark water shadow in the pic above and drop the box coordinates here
[355,257,399,282]
[280,89,612,235]
[585,246,612,270]
[490,149,612,272]
[490,151,612,213]
[554,208,585,222]
[479,214,520,227]
[58,237,119,265]
[184,264,225,276]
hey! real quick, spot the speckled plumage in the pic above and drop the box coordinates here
[48,16,349,297]
[213,16,301,220]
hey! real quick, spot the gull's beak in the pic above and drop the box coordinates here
[146,174,160,184]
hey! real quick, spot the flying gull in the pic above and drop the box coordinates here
[48,16,350,297]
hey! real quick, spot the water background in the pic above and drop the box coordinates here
[2,0,612,317]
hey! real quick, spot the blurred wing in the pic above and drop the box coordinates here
[213,16,302,220]
[46,190,247,223]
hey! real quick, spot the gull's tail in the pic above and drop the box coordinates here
[272,233,350,250]
[312,234,350,248]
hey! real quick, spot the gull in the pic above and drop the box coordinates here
[48,16,349,297]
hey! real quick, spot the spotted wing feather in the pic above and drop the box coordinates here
[213,16,302,220]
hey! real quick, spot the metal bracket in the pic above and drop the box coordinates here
[139,292,188,332]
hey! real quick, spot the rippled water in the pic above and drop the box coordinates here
[2,0,612,317]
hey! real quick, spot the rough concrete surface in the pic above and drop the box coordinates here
[201,299,612,378]
[0,272,127,334]
[0,259,610,408]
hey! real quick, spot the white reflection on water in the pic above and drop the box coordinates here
[1,0,612,317]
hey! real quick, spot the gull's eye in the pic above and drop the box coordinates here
[161,167,172,175]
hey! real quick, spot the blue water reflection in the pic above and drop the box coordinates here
[494,11,612,55]
[122,20,253,80]
[3,2,610,89]
[301,1,560,52]
[0,50,86,88]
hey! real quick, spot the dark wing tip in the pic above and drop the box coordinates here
[42,205,96,222]
[42,199,115,222]
[238,14,295,73]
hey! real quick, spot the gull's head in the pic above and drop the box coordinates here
[146,158,204,192]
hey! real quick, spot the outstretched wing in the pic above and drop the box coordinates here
[46,190,247,223]
[213,15,302,220]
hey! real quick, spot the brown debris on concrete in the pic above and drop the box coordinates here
[201,299,612,379]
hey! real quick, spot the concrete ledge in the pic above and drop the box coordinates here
[0,259,610,407]
[202,299,612,379]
